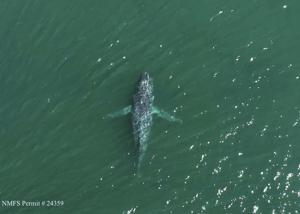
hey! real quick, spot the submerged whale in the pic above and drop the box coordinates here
[105,72,181,171]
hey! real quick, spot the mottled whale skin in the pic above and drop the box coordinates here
[132,72,154,169]
[105,72,181,171]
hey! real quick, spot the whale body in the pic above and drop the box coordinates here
[105,72,181,171]
[132,72,154,168]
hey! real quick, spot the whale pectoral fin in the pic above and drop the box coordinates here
[104,105,132,119]
[152,106,182,123]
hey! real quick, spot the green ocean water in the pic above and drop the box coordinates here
[1,0,300,213]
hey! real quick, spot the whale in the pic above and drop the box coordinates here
[105,72,182,171]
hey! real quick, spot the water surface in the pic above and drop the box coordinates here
[0,0,300,213]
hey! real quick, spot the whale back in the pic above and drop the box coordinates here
[132,72,154,148]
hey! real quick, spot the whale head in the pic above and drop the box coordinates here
[139,72,153,96]
[140,72,151,84]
